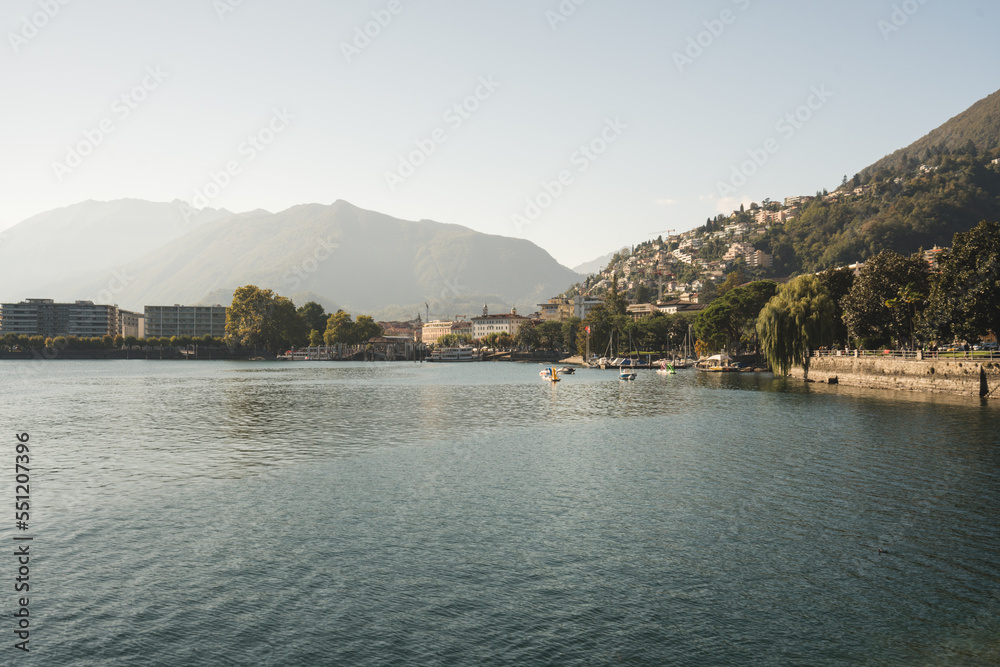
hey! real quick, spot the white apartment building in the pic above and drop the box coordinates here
[471,306,529,339]
[144,305,228,338]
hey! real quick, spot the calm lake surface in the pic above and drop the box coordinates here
[2,360,999,666]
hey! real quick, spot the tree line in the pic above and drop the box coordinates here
[573,220,1000,373]
[226,285,383,354]
[756,220,1000,375]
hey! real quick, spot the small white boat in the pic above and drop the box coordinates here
[557,366,575,374]
[619,370,637,380]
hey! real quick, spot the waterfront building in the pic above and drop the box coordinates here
[471,306,530,339]
[144,304,228,338]
[0,298,120,337]
[118,309,143,338]
[421,318,473,346]
[378,316,423,342]
[537,296,604,322]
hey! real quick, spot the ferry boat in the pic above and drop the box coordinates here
[428,346,481,362]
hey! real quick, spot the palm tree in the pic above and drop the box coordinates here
[756,274,835,379]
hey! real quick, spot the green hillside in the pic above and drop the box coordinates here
[573,89,1000,299]
[762,150,1000,275]
[864,89,1000,176]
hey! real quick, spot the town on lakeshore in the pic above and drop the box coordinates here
[2,215,999,397]
[3,104,1000,400]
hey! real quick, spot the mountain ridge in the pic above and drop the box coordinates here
[0,199,582,317]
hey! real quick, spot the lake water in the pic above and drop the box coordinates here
[2,360,999,666]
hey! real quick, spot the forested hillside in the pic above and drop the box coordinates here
[761,150,1000,275]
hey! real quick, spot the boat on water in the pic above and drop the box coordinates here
[556,366,575,374]
[540,366,560,382]
[619,369,637,380]
[656,360,676,375]
[428,346,481,362]
[695,353,740,372]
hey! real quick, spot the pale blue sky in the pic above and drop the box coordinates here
[1,0,996,268]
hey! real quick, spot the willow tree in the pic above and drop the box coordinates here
[756,274,835,378]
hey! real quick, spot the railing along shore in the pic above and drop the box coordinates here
[811,349,1000,361]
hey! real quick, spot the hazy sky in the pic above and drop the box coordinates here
[1,0,996,268]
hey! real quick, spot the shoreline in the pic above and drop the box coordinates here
[789,356,1000,400]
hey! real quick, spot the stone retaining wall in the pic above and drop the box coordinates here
[788,356,1000,399]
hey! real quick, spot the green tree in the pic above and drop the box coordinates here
[698,279,718,304]
[604,273,627,317]
[324,310,355,345]
[884,283,925,349]
[515,321,540,349]
[308,329,324,346]
[638,313,675,352]
[226,285,308,353]
[634,283,651,304]
[757,274,836,378]
[717,266,749,298]
[922,220,1000,342]
[298,301,328,334]
[816,266,855,346]
[841,251,929,347]
[354,315,383,344]
[695,280,777,353]
[438,333,472,347]
[535,320,564,350]
[561,316,582,351]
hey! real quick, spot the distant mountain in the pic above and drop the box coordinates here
[2,200,582,316]
[865,89,1000,176]
[0,199,228,303]
[573,249,625,275]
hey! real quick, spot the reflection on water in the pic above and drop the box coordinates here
[2,360,999,665]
